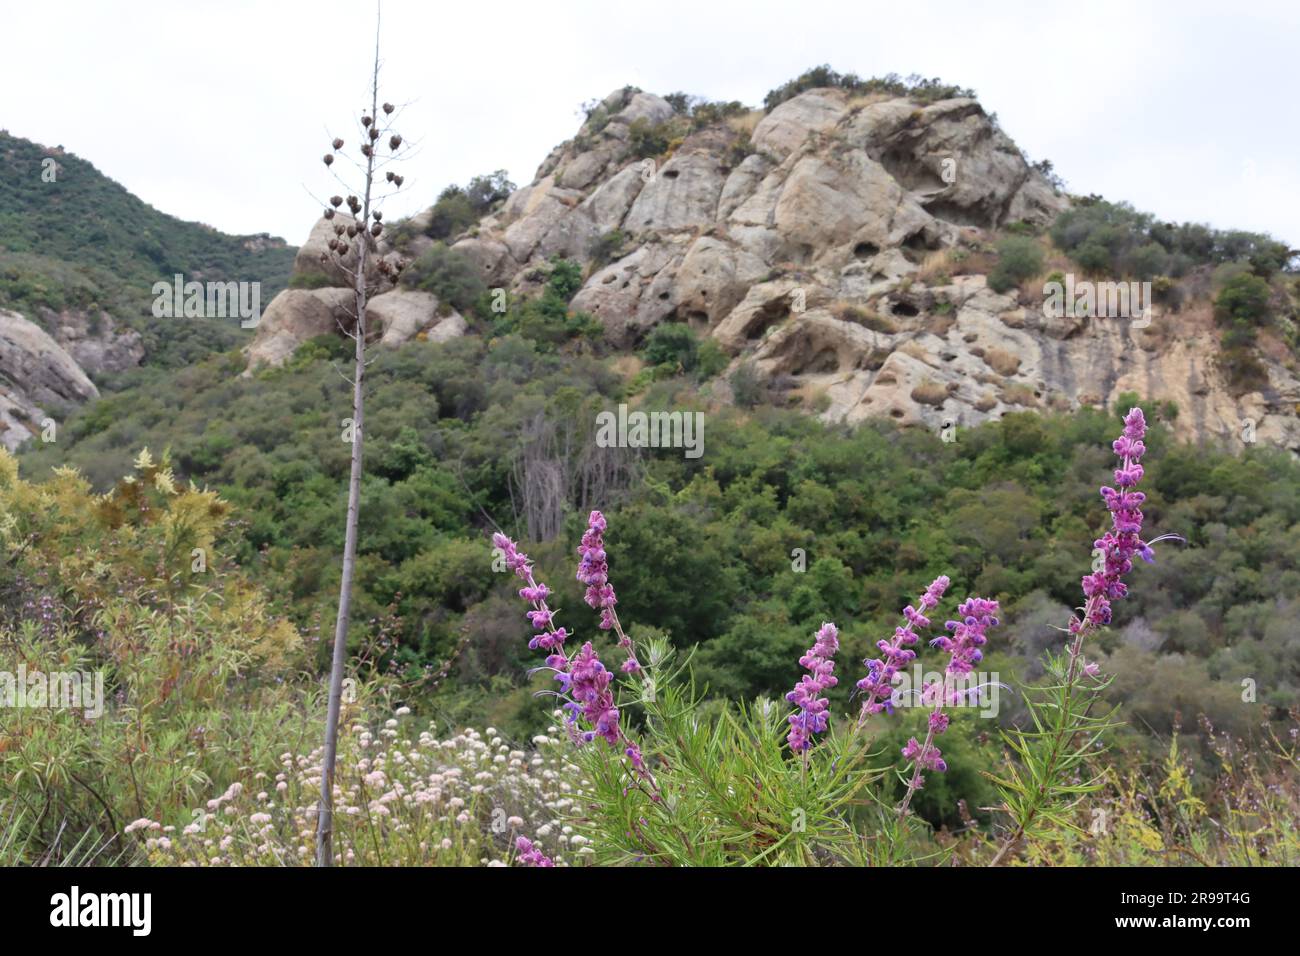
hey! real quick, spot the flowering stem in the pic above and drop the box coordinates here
[988,603,1099,866]
[897,706,941,822]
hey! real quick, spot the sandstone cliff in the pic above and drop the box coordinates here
[248,85,1300,451]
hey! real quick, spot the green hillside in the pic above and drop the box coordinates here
[0,131,296,367]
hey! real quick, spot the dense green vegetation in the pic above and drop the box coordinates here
[762,65,977,111]
[1050,197,1293,281]
[19,330,1300,786]
[0,131,295,367]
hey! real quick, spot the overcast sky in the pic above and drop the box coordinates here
[5,0,1296,247]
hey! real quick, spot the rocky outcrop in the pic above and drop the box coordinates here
[368,288,464,348]
[0,309,99,451]
[740,278,1300,451]
[38,307,145,376]
[243,288,356,370]
[459,86,1065,350]
[245,285,468,367]
[292,215,399,291]
[241,81,1300,451]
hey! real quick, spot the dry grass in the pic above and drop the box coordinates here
[949,248,999,277]
[916,249,956,285]
[830,300,897,333]
[1000,383,1038,407]
[611,354,645,380]
[911,381,950,406]
[845,91,895,113]
[727,110,764,137]
[983,347,1022,376]
[899,340,937,364]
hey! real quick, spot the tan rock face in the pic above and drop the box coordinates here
[442,86,1066,353]
[369,289,443,348]
[242,83,1298,452]
[0,309,99,451]
[366,289,465,349]
[741,280,1300,452]
[751,90,851,161]
[243,288,355,370]
[40,307,145,376]
[292,215,396,290]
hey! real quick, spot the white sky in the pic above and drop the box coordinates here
[4,0,1296,248]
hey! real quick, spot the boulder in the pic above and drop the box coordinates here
[243,288,355,370]
[624,152,725,233]
[292,214,396,290]
[0,309,98,451]
[369,289,442,347]
[41,307,145,375]
[426,312,468,343]
[751,90,849,161]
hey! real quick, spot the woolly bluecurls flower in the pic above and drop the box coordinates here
[786,623,840,753]
[1071,407,1179,635]
[564,642,621,746]
[902,736,946,772]
[516,836,554,867]
[897,595,999,799]
[857,576,950,722]
[494,532,571,672]
[496,528,659,798]
[576,510,640,673]
[933,597,1000,675]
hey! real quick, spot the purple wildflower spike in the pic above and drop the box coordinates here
[1072,407,1169,635]
[933,597,1000,675]
[896,595,999,812]
[786,622,840,753]
[857,575,950,724]
[576,510,639,672]
[494,528,659,798]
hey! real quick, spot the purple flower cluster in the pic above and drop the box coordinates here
[856,576,949,721]
[1074,406,1153,634]
[515,836,554,867]
[576,510,638,673]
[493,533,570,672]
[562,642,620,745]
[785,623,839,753]
[494,530,623,746]
[902,735,947,773]
[494,528,656,796]
[933,597,1000,675]
[900,596,1000,787]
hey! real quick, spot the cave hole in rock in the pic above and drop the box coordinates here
[853,241,880,260]
[746,298,792,340]
[891,301,920,317]
[900,229,941,264]
[670,306,711,333]
[663,169,680,179]
[797,346,842,375]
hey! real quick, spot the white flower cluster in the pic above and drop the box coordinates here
[125,710,591,867]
